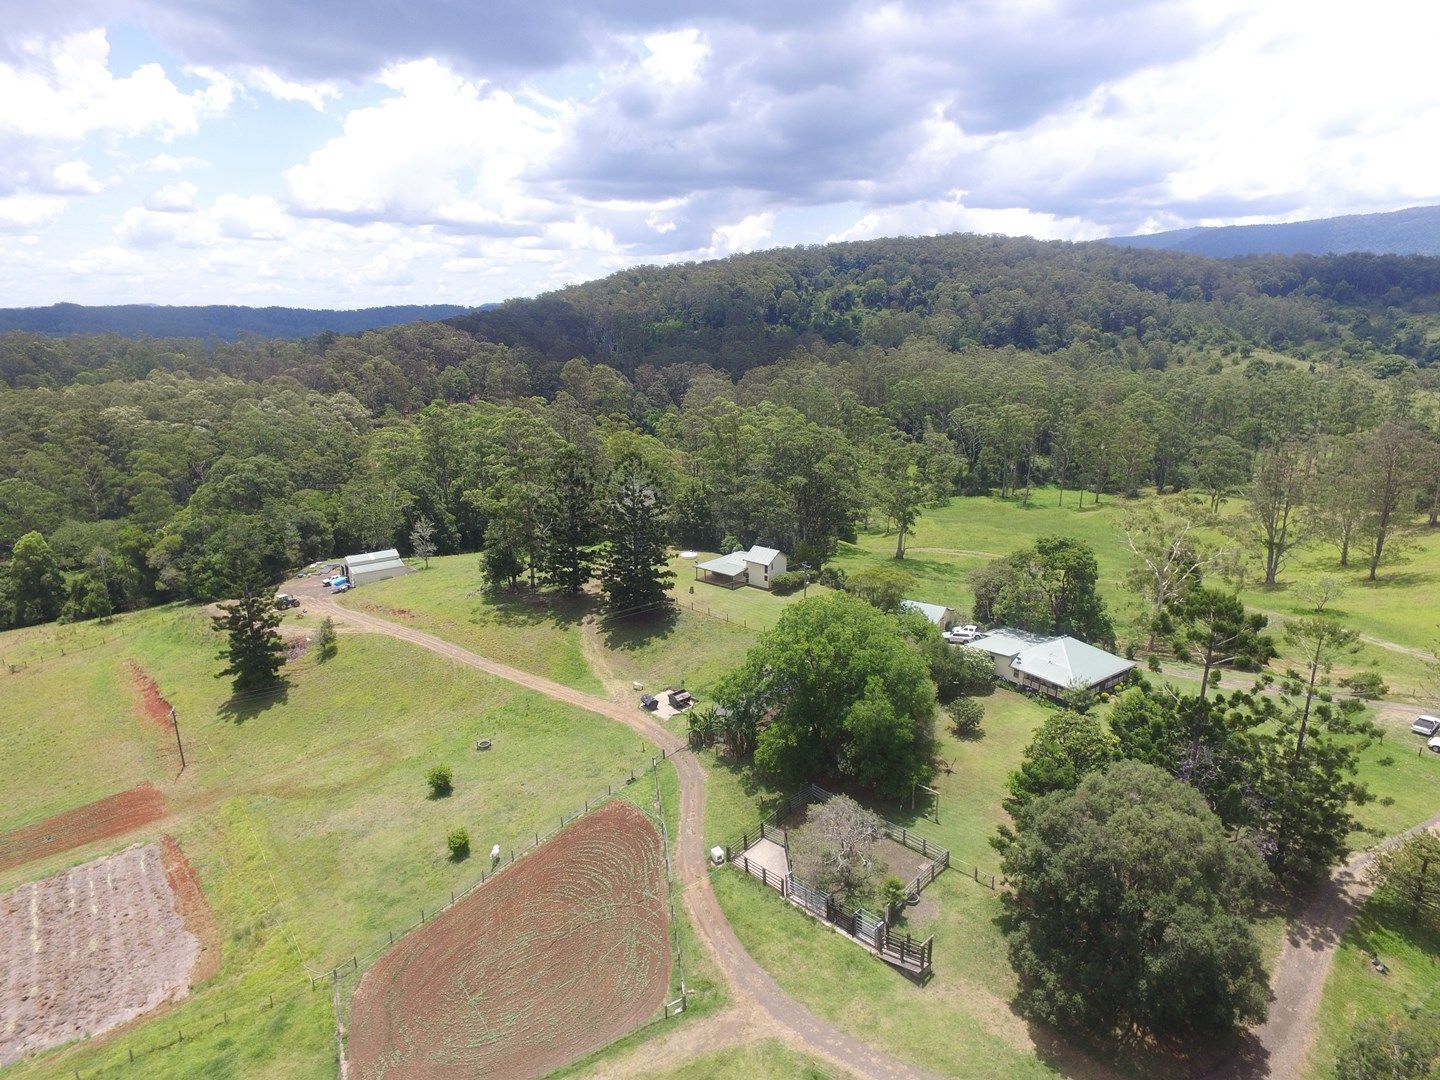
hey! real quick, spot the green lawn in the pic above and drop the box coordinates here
[704,688,1173,1078]
[337,553,602,692]
[651,1039,842,1079]
[1309,896,1440,1077]
[0,603,659,1078]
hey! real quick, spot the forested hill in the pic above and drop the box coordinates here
[0,302,472,341]
[449,233,1440,378]
[5,229,1440,630]
[1108,204,1440,259]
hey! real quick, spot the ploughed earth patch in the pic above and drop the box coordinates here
[128,660,174,730]
[347,799,671,1080]
[0,839,216,1067]
[0,785,168,874]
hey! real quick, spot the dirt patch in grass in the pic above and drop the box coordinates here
[0,784,168,874]
[160,835,220,984]
[0,842,203,1067]
[128,661,174,729]
[347,799,670,1080]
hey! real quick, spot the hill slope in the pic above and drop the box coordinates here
[1108,204,1440,258]
[0,302,473,341]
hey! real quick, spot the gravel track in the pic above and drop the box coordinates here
[319,597,941,1080]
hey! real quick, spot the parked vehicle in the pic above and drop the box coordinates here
[1428,736,1440,755]
[331,581,352,593]
[274,593,300,610]
[944,626,980,644]
[1412,715,1440,737]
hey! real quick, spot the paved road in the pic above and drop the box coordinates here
[317,597,941,1080]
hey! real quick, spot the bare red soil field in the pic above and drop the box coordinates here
[128,661,174,729]
[0,785,168,874]
[0,842,206,1067]
[348,799,670,1080]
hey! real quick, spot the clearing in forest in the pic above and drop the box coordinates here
[347,799,670,1080]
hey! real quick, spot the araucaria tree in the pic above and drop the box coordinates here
[597,460,674,614]
[537,447,598,597]
[998,761,1271,1041]
[212,573,286,694]
[714,593,936,799]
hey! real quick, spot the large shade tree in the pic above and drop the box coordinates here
[714,593,936,799]
[998,761,1271,1041]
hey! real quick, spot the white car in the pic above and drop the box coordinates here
[1411,715,1440,737]
[1429,736,1440,755]
[944,625,981,644]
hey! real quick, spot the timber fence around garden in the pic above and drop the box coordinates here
[721,783,967,977]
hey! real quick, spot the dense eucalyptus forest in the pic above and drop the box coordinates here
[3,232,1440,630]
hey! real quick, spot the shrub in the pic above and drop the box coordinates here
[946,697,984,739]
[720,535,743,554]
[882,876,908,918]
[316,616,338,662]
[770,570,808,595]
[427,765,453,797]
[1339,670,1389,699]
[447,827,470,861]
[1146,654,1162,672]
[817,566,847,590]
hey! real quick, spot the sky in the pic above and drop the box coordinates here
[0,0,1438,309]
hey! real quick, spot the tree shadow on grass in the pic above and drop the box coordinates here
[481,586,596,631]
[217,679,290,724]
[598,606,679,654]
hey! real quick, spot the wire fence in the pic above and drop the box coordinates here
[38,749,690,1078]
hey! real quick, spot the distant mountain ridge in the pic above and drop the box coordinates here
[1108,204,1440,258]
[0,302,473,341]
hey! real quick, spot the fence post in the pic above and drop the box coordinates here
[921,837,928,857]
[761,866,768,888]
[902,827,907,847]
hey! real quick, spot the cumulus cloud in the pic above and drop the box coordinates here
[1,0,1439,305]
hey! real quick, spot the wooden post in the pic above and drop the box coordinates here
[170,708,186,771]
[921,837,928,857]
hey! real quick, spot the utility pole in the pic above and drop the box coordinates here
[170,707,186,772]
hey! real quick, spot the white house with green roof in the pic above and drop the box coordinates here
[695,545,787,590]
[967,628,1134,698]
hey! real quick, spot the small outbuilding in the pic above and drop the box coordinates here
[900,599,960,630]
[967,627,1134,699]
[695,545,788,590]
[343,548,410,586]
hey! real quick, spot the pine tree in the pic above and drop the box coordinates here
[598,462,674,615]
[537,448,597,597]
[316,616,338,662]
[212,573,286,694]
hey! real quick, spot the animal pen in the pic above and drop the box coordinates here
[721,784,963,978]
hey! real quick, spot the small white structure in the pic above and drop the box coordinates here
[967,627,1135,699]
[695,544,788,590]
[343,548,410,586]
[900,599,960,630]
[710,845,726,866]
[490,843,501,864]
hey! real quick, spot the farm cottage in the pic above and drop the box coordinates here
[695,545,787,590]
[967,628,1134,698]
